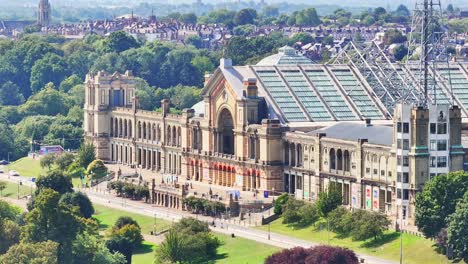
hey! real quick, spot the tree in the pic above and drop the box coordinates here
[156,229,186,263]
[185,35,203,49]
[180,13,197,24]
[350,210,390,241]
[0,200,21,220]
[234,9,257,26]
[305,245,359,264]
[274,193,289,215]
[0,241,59,264]
[0,81,24,106]
[295,8,321,26]
[233,24,255,37]
[86,159,108,180]
[22,189,85,263]
[35,170,73,195]
[106,236,133,264]
[447,192,468,262]
[40,153,56,170]
[113,216,140,230]
[0,180,6,197]
[59,192,95,219]
[393,45,408,61]
[265,246,358,264]
[30,53,70,94]
[59,75,82,93]
[103,31,140,53]
[72,232,126,264]
[395,4,410,17]
[282,198,305,224]
[383,29,407,45]
[19,84,72,116]
[54,152,75,171]
[77,142,96,168]
[415,171,468,238]
[327,207,353,235]
[290,32,314,45]
[0,219,21,254]
[317,183,342,217]
[111,224,143,250]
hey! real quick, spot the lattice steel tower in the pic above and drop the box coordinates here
[406,0,452,106]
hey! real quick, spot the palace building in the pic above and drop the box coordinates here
[84,47,466,225]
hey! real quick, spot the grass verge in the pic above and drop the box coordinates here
[256,218,448,264]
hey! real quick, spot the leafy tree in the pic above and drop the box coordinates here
[297,203,320,227]
[19,83,72,116]
[395,4,410,17]
[180,13,197,24]
[103,31,140,53]
[233,24,255,37]
[327,207,353,235]
[383,29,407,45]
[155,229,186,263]
[111,224,143,250]
[305,245,359,264]
[30,53,69,94]
[54,152,75,171]
[159,49,203,88]
[265,247,311,264]
[59,75,82,93]
[282,197,305,224]
[415,171,468,238]
[113,216,140,230]
[0,200,21,220]
[447,192,468,262]
[59,192,95,219]
[77,142,96,169]
[393,45,408,61]
[0,180,6,196]
[322,35,334,46]
[290,32,314,45]
[0,241,59,264]
[106,236,133,264]
[40,154,56,170]
[185,35,203,49]
[72,232,126,264]
[349,210,390,241]
[0,122,15,160]
[22,189,85,263]
[234,8,257,26]
[317,183,342,217]
[0,81,24,106]
[262,6,279,18]
[35,170,73,195]
[86,159,108,180]
[295,8,321,26]
[0,219,21,254]
[274,193,289,215]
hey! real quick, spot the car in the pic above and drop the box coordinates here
[0,160,8,165]
[9,170,19,176]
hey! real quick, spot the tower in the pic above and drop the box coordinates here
[38,0,51,26]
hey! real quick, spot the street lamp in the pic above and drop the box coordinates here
[268,222,271,240]
[153,212,157,235]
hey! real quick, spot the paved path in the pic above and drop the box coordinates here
[0,174,397,264]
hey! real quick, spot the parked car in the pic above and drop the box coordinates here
[9,170,19,176]
[0,160,9,165]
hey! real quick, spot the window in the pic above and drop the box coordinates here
[397,139,402,149]
[397,122,402,132]
[397,172,402,182]
[388,172,392,177]
[437,156,447,167]
[403,122,409,133]
[296,176,302,189]
[366,168,370,174]
[437,123,447,134]
[403,172,409,183]
[397,188,402,199]
[381,170,385,176]
[403,156,409,167]
[373,169,378,175]
[437,140,447,151]
[430,156,437,167]
[403,189,409,200]
[403,139,409,150]
[430,140,437,151]
[430,123,436,134]
[397,155,401,166]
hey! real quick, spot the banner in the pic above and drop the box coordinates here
[365,185,372,209]
[373,186,379,211]
[351,183,358,207]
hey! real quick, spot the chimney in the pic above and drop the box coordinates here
[243,78,258,98]
[365,119,371,127]
[161,99,170,116]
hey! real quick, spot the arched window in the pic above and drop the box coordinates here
[177,127,182,147]
[337,149,343,170]
[142,122,147,140]
[330,148,336,170]
[297,144,303,167]
[343,150,350,172]
[167,126,171,145]
[290,143,296,167]
[217,109,234,155]
[284,142,290,165]
[157,124,161,142]
[110,118,114,137]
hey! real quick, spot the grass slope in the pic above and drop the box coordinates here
[6,157,46,178]
[257,218,448,264]
[0,180,33,198]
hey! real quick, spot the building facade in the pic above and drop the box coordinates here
[84,50,464,225]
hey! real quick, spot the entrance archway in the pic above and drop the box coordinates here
[218,108,235,155]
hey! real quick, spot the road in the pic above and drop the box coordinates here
[0,173,397,264]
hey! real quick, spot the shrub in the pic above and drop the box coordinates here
[265,247,310,264]
[274,193,289,215]
[86,159,108,180]
[282,198,305,224]
[328,207,352,235]
[298,203,320,227]
[350,210,390,241]
[305,245,358,264]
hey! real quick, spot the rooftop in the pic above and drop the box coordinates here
[308,122,393,146]
[256,46,314,66]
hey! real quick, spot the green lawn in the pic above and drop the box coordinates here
[93,204,279,264]
[0,180,33,198]
[257,218,449,264]
[6,157,47,178]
